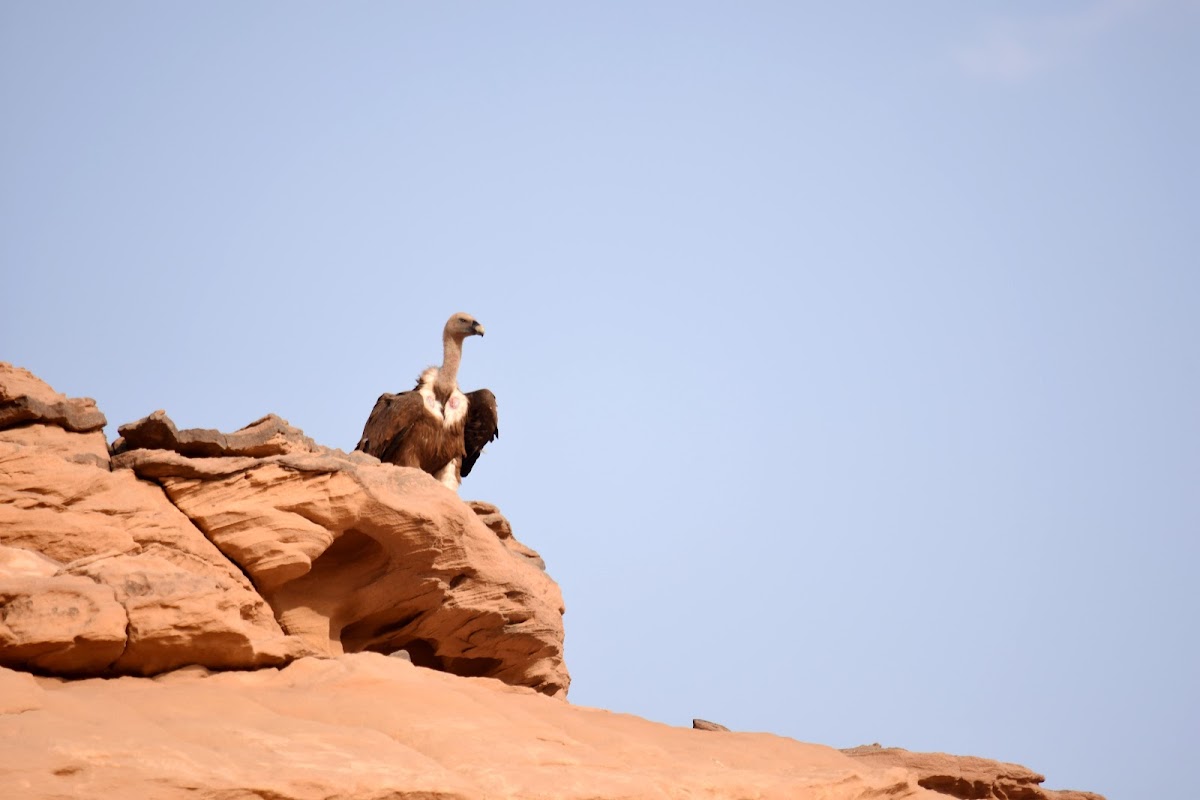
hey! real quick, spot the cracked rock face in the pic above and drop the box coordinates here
[0,366,302,676]
[0,364,568,697]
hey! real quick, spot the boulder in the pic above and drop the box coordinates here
[693,718,732,732]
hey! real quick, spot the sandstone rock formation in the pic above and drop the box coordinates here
[0,363,568,697]
[0,364,105,432]
[0,365,300,676]
[0,654,942,800]
[842,745,1105,800]
[0,364,1106,800]
[113,413,568,697]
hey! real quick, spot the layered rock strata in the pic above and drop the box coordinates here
[0,364,568,697]
[0,365,300,676]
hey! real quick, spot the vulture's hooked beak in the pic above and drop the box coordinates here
[473,322,486,336]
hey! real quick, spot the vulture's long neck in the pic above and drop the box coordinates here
[433,332,462,402]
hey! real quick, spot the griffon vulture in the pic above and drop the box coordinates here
[355,312,499,491]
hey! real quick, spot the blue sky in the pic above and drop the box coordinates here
[3,3,1197,797]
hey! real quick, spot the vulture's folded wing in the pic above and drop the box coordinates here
[461,388,499,478]
[356,391,426,465]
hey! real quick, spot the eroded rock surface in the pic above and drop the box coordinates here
[0,364,106,432]
[468,499,547,569]
[0,365,299,676]
[0,365,1107,800]
[842,745,1105,800]
[113,409,319,458]
[114,414,568,697]
[0,654,942,800]
[0,364,568,697]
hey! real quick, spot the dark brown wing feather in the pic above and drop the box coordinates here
[355,391,427,465]
[461,389,498,478]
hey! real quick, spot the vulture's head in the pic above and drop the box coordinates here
[445,312,485,340]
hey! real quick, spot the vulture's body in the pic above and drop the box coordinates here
[355,314,498,491]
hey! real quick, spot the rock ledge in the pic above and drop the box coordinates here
[0,364,568,697]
